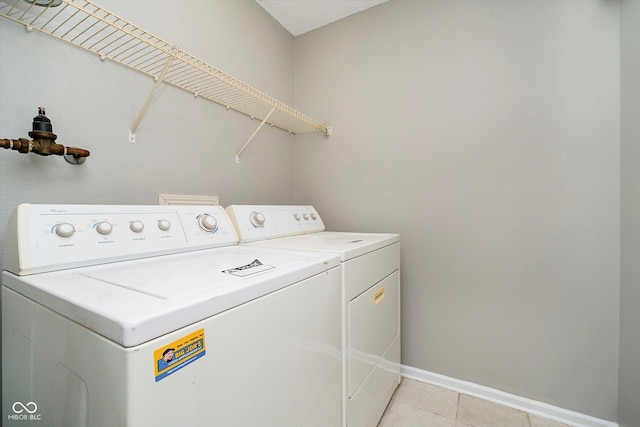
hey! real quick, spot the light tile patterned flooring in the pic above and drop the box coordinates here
[377,378,573,427]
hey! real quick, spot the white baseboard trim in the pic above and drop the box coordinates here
[401,365,619,427]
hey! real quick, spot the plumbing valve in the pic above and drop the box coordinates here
[1,107,90,164]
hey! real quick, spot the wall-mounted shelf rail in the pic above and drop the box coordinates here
[0,0,330,158]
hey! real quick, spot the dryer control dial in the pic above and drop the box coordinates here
[54,223,75,238]
[198,214,218,232]
[250,212,266,228]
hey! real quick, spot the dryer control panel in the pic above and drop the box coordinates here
[3,204,238,275]
[226,205,324,242]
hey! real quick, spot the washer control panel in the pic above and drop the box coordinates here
[225,205,324,242]
[3,204,238,275]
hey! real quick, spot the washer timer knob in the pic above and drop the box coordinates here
[157,220,171,231]
[198,214,218,232]
[96,221,113,235]
[294,214,301,221]
[250,212,266,228]
[130,220,144,233]
[54,223,75,238]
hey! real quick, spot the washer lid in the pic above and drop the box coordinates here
[248,231,399,261]
[2,245,339,347]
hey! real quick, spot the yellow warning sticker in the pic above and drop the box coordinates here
[154,328,206,382]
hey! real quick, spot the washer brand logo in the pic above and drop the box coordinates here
[8,402,41,421]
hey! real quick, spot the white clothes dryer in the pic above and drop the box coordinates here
[2,203,342,427]
[225,205,401,427]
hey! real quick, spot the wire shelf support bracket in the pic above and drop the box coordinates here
[129,50,175,143]
[236,106,276,163]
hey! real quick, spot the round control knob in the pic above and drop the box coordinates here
[157,220,171,231]
[96,221,113,235]
[293,214,301,221]
[250,212,266,228]
[198,214,218,232]
[130,220,144,233]
[311,213,317,220]
[303,213,310,220]
[55,223,75,238]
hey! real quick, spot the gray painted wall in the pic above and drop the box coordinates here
[619,1,640,426]
[294,0,620,421]
[0,0,298,255]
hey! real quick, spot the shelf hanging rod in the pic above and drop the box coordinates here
[235,105,276,163]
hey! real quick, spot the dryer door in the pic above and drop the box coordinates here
[348,270,400,397]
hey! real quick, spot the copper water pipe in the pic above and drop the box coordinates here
[1,108,90,163]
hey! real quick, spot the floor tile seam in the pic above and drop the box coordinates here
[457,392,536,427]
[392,396,459,422]
[526,411,533,427]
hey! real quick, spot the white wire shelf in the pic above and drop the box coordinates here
[0,0,330,153]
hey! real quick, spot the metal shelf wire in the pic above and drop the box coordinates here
[0,0,330,144]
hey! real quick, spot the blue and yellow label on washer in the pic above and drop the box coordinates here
[154,328,206,382]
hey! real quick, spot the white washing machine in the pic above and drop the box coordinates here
[2,203,342,427]
[225,205,401,427]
